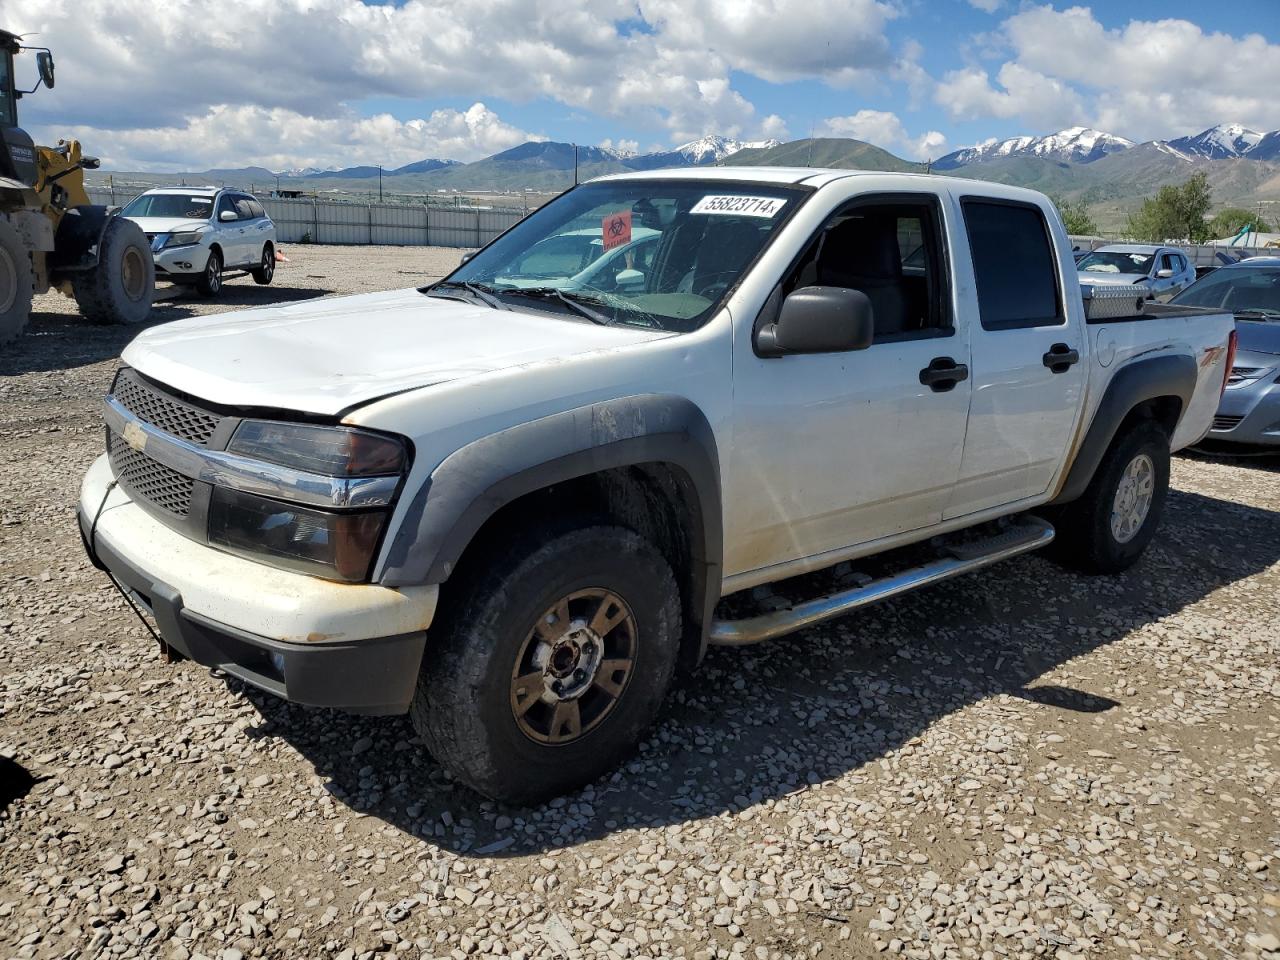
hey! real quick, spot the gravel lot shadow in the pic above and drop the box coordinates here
[2,285,332,377]
[1181,445,1280,474]
[237,485,1280,858]
[0,755,42,815]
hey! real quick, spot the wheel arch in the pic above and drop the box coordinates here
[1052,353,1195,505]
[378,395,723,668]
[47,204,115,275]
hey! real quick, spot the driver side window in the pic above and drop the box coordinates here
[215,195,238,222]
[782,197,952,342]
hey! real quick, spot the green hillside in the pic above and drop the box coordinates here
[725,138,922,172]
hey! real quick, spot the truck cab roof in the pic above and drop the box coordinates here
[590,165,1057,207]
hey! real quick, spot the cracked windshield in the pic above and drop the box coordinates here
[436,180,805,331]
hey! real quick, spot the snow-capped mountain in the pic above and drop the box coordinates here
[935,127,1133,169]
[670,135,783,164]
[623,136,783,171]
[280,166,335,177]
[1248,130,1280,162]
[1165,123,1263,160]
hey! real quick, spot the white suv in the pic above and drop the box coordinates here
[121,187,276,297]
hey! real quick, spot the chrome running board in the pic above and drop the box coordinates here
[708,517,1055,647]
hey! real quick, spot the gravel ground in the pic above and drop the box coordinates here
[2,245,1279,960]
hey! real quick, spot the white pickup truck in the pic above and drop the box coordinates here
[78,169,1236,803]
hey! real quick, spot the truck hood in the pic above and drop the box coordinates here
[127,217,210,234]
[1078,272,1149,287]
[123,287,673,417]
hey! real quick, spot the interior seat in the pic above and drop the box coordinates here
[816,215,911,335]
[679,219,764,297]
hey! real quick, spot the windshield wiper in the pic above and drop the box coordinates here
[1234,309,1280,319]
[501,287,614,326]
[424,280,506,310]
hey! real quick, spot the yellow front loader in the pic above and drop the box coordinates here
[1,29,154,343]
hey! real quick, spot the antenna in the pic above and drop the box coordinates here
[573,144,579,186]
[806,122,815,167]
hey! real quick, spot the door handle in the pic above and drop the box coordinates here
[1042,343,1080,373]
[919,356,969,392]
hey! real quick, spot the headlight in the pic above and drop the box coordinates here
[227,420,407,476]
[164,230,205,247]
[209,488,388,582]
[208,421,410,582]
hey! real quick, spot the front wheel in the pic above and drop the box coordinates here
[410,525,681,803]
[1052,419,1170,574]
[195,247,223,297]
[251,243,274,285]
[0,218,34,343]
[72,217,154,325]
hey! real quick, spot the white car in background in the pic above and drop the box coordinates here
[1076,244,1195,300]
[121,187,276,297]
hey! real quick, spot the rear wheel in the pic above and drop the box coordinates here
[1052,419,1170,574]
[71,216,154,325]
[410,524,682,803]
[0,219,34,343]
[252,243,275,285]
[196,247,223,297]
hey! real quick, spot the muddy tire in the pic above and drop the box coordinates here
[196,247,223,297]
[1052,419,1170,575]
[72,216,154,325]
[0,219,34,344]
[251,243,275,285]
[410,524,681,804]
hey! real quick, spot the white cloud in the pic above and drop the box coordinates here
[599,138,640,157]
[966,0,1002,12]
[47,103,538,172]
[6,0,899,169]
[638,0,899,84]
[819,109,947,160]
[935,63,1086,130]
[935,5,1280,140]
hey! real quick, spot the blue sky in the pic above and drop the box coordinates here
[8,0,1280,171]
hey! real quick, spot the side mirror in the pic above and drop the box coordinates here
[756,286,874,357]
[1155,268,1174,279]
[219,209,238,222]
[459,251,476,265]
[36,51,55,90]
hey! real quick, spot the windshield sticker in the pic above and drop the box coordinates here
[690,195,787,218]
[602,211,632,251]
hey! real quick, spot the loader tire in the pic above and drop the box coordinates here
[0,219,34,344]
[72,217,154,325]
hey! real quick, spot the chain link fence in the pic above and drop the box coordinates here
[84,187,528,249]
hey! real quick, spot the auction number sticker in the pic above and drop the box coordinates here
[690,195,787,217]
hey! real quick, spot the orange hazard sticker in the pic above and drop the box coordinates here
[602,211,632,251]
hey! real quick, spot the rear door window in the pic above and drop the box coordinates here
[961,199,1063,330]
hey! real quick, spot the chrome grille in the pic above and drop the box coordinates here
[1212,415,1244,432]
[108,430,195,516]
[112,368,221,445]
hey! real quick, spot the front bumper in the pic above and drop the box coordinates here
[1209,377,1280,446]
[153,242,211,275]
[78,454,436,714]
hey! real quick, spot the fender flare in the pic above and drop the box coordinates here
[48,204,117,274]
[378,394,723,654]
[1052,353,1197,505]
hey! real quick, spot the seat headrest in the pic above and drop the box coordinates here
[823,214,902,279]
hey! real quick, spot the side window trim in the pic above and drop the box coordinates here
[785,191,955,344]
[215,193,237,221]
[959,195,1065,331]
